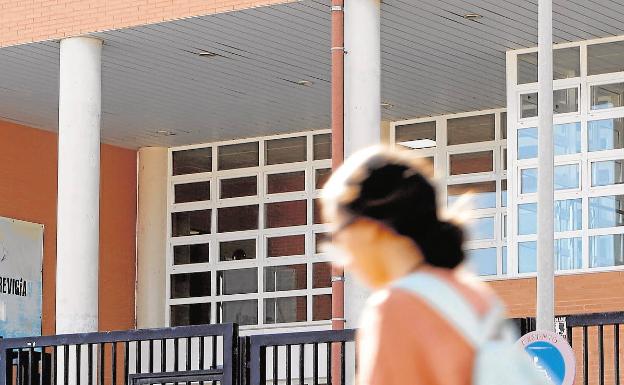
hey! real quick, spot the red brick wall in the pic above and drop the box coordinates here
[0,0,296,48]
[0,119,137,334]
[488,271,624,318]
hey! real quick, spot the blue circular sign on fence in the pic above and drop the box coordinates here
[517,331,576,385]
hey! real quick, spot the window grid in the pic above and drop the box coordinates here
[167,130,333,330]
[391,109,508,278]
[508,36,624,277]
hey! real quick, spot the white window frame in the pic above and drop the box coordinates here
[391,108,508,278]
[507,35,624,279]
[167,129,333,331]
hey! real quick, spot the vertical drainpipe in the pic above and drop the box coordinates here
[331,0,346,382]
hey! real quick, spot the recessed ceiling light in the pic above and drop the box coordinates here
[399,139,437,149]
[156,129,176,136]
[296,80,314,87]
[463,13,483,20]
[381,102,394,109]
[197,51,219,57]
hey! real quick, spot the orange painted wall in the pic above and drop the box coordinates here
[0,0,295,48]
[488,271,624,318]
[0,119,137,335]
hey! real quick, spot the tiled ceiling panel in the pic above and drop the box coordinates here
[1,0,624,148]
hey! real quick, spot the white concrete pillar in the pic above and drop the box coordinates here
[344,0,381,155]
[536,0,555,332]
[343,0,381,331]
[136,147,168,329]
[56,36,103,334]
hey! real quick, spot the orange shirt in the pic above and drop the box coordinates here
[356,267,495,385]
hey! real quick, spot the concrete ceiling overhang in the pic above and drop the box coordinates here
[1,0,624,149]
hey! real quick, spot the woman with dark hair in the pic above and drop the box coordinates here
[321,147,538,385]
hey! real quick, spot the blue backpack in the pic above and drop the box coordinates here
[393,272,552,385]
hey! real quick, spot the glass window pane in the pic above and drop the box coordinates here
[218,142,259,170]
[313,199,326,224]
[449,151,493,175]
[466,217,495,241]
[172,210,211,237]
[217,268,258,295]
[554,88,578,114]
[266,200,307,228]
[467,248,497,276]
[447,181,496,209]
[171,272,211,299]
[554,122,581,155]
[588,118,624,152]
[219,239,256,261]
[592,160,624,187]
[264,264,307,292]
[447,114,495,145]
[316,168,331,190]
[555,164,580,190]
[518,48,580,83]
[591,83,624,110]
[170,303,210,326]
[501,179,508,207]
[264,297,307,324]
[217,205,259,233]
[521,93,538,118]
[518,127,538,159]
[220,176,257,199]
[519,200,580,235]
[266,137,307,165]
[315,233,329,254]
[313,134,332,160]
[173,243,210,265]
[518,203,537,235]
[589,195,624,229]
[267,235,306,258]
[588,41,624,75]
[555,238,582,271]
[175,181,210,203]
[503,149,507,170]
[521,168,538,194]
[518,241,537,273]
[313,262,332,288]
[395,121,436,149]
[555,199,582,232]
[173,147,212,175]
[313,294,332,321]
[554,47,581,79]
[502,247,507,275]
[590,234,624,268]
[501,112,507,139]
[267,171,305,194]
[517,52,538,85]
[218,300,258,325]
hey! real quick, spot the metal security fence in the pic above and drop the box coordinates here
[245,329,356,385]
[0,324,238,385]
[4,312,624,385]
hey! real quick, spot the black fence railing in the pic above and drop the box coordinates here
[245,329,356,385]
[3,311,624,385]
[0,323,238,385]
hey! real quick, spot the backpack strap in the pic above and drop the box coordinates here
[393,272,503,347]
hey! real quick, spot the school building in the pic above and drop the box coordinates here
[1,0,624,383]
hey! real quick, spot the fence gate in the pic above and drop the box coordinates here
[0,324,238,385]
[244,329,356,385]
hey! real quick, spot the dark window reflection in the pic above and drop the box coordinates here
[171,210,211,237]
[170,303,210,326]
[173,243,210,265]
